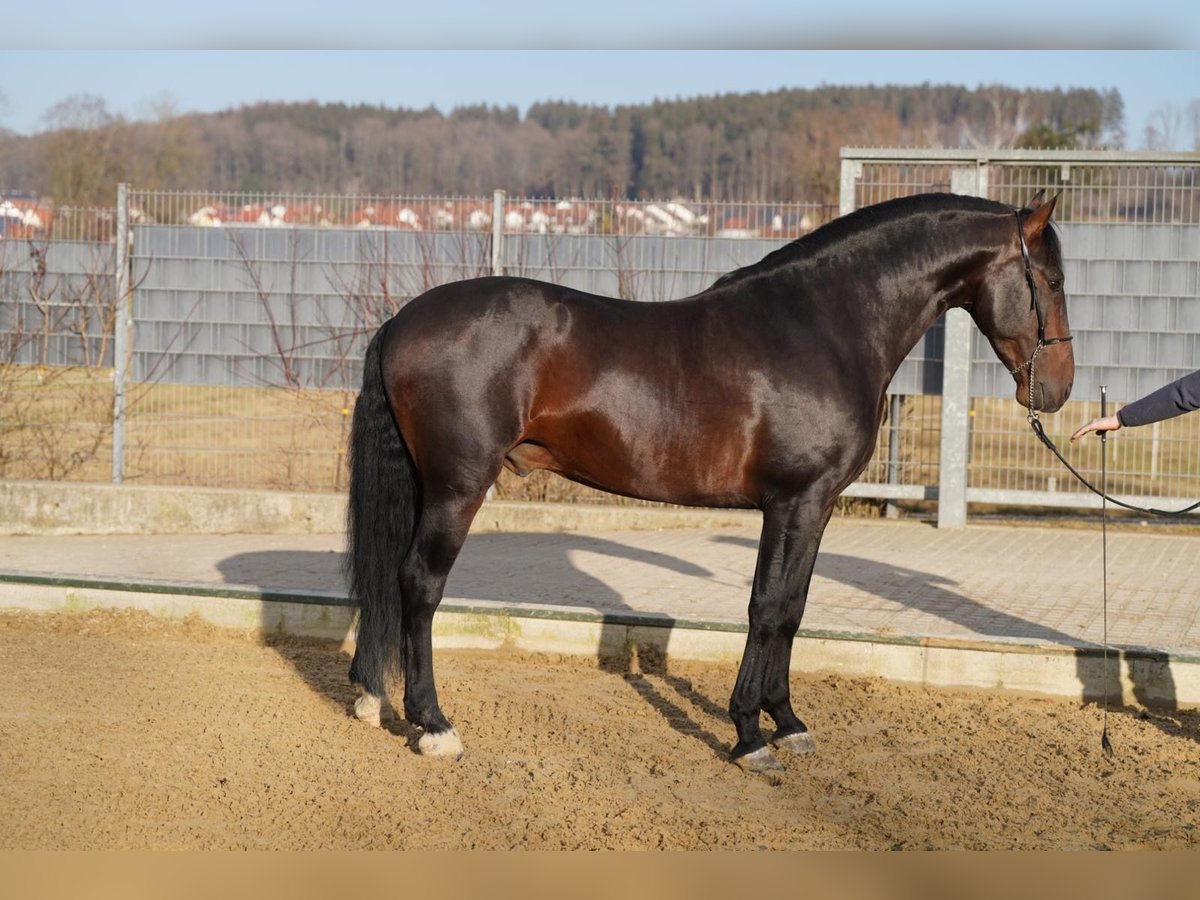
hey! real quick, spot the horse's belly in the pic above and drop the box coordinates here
[510,420,758,509]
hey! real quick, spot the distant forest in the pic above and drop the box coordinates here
[0,83,1124,207]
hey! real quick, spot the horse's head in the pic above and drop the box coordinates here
[969,191,1074,414]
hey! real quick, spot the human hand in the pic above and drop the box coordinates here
[1069,414,1121,442]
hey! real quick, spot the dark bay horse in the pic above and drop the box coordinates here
[346,191,1074,774]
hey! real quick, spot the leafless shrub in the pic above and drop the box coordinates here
[0,238,120,479]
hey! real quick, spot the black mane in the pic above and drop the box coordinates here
[711,193,1016,290]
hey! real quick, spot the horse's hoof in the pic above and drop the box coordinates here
[353,693,382,728]
[773,730,817,756]
[733,746,785,784]
[418,727,464,760]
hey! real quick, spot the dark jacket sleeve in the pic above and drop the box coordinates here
[1117,370,1200,427]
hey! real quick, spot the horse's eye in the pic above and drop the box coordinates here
[1048,279,1063,292]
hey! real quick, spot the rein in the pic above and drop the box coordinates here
[1012,209,1200,518]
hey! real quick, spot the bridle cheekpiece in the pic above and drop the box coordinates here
[1010,208,1073,422]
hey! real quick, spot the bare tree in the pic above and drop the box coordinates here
[1144,102,1183,151]
[960,86,1030,148]
[128,95,211,191]
[41,94,128,208]
[0,238,121,479]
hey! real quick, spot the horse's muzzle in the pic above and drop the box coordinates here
[1016,377,1071,414]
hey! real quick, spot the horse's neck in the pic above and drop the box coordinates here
[802,227,987,389]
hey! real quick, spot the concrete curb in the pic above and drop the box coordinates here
[0,481,762,536]
[2,569,1195,709]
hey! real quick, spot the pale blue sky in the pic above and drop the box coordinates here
[2,3,1197,149]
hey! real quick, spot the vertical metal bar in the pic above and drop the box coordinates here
[111,183,131,484]
[491,189,505,277]
[886,392,903,519]
[1150,419,1161,481]
[485,188,506,501]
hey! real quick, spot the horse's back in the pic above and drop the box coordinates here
[385,276,715,385]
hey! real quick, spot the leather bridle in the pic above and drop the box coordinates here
[1009,208,1073,423]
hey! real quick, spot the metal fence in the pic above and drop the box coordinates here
[1,188,842,492]
[2,150,1198,523]
[117,191,840,491]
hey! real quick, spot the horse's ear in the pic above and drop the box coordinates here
[1026,189,1047,210]
[1021,191,1059,241]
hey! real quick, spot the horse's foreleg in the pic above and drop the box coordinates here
[398,489,486,758]
[729,493,834,774]
[760,506,833,758]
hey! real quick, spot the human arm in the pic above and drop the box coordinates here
[1115,370,1200,428]
[1070,370,1200,441]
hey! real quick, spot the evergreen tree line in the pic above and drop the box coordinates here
[0,83,1123,208]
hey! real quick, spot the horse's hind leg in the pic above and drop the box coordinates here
[348,637,387,727]
[398,487,487,757]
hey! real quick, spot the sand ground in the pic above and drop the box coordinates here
[2,608,1199,850]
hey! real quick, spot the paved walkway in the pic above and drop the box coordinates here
[1,517,1197,654]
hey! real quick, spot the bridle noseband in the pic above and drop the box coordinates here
[1009,209,1073,422]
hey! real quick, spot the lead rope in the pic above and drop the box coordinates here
[1028,410,1200,516]
[1099,385,1114,757]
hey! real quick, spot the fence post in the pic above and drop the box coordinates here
[936,309,971,528]
[491,189,506,276]
[838,159,861,216]
[935,167,984,528]
[111,182,132,484]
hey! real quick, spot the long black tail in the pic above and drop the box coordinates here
[346,320,418,695]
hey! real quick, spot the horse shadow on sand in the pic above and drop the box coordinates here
[218,528,1196,756]
[711,533,1193,748]
[218,533,735,759]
